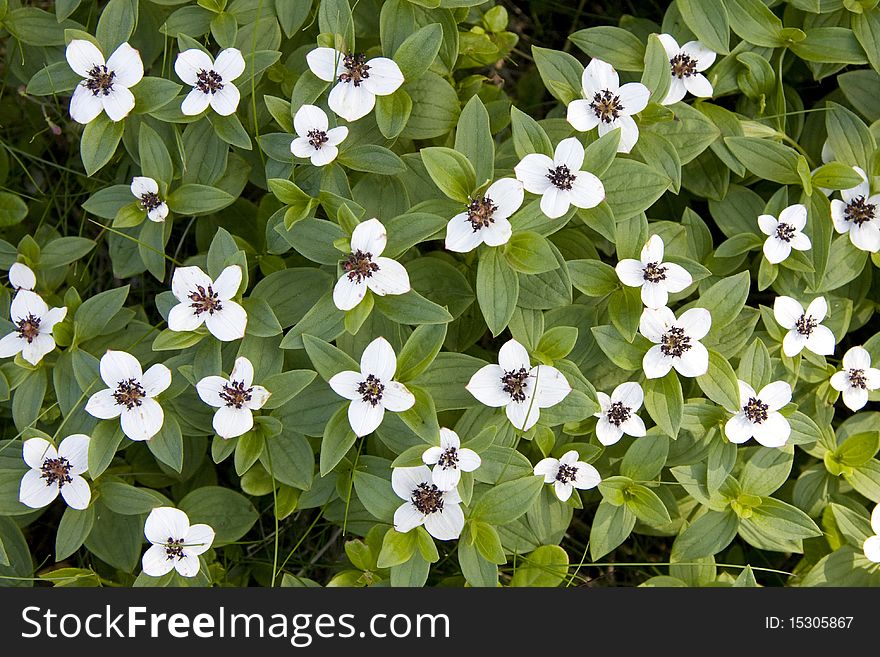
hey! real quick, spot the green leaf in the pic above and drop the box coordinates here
[699,271,751,330]
[696,350,741,412]
[80,114,124,176]
[569,26,646,71]
[531,45,583,104]
[504,231,558,274]
[373,289,453,325]
[147,415,183,472]
[834,432,880,468]
[55,506,96,561]
[590,500,637,560]
[476,247,519,337]
[625,484,672,525]
[642,35,672,105]
[645,372,683,439]
[320,405,357,475]
[420,147,476,203]
[602,158,670,221]
[471,476,543,525]
[726,0,784,48]
[510,106,552,159]
[725,137,801,185]
[510,545,569,587]
[302,334,359,381]
[375,89,412,140]
[138,123,173,184]
[0,193,28,227]
[179,486,259,546]
[337,145,406,175]
[72,285,129,344]
[677,0,730,55]
[396,324,447,382]
[455,94,494,187]
[672,510,739,560]
[392,23,443,81]
[166,184,235,215]
[377,529,417,569]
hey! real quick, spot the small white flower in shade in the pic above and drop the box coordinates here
[168,265,247,341]
[19,435,91,510]
[421,428,481,491]
[640,306,712,379]
[566,58,650,154]
[514,137,605,219]
[773,296,836,358]
[0,290,67,365]
[8,263,35,292]
[290,104,349,166]
[307,48,404,123]
[196,357,271,439]
[84,350,171,441]
[829,346,880,411]
[333,218,410,311]
[175,48,245,116]
[66,39,144,124]
[593,382,647,446]
[724,380,792,448]
[829,167,880,253]
[131,176,169,223]
[328,337,415,437]
[864,503,880,563]
[445,178,524,253]
[533,450,601,502]
[758,204,811,264]
[615,235,693,308]
[141,507,215,578]
[656,34,715,105]
[466,339,571,432]
[391,465,464,540]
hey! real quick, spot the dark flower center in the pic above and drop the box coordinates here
[189,284,223,316]
[139,191,162,212]
[410,482,444,514]
[40,457,72,487]
[743,396,769,423]
[113,378,145,409]
[339,53,371,87]
[844,196,876,226]
[546,165,576,191]
[848,368,867,390]
[466,196,497,232]
[795,314,817,337]
[555,463,578,484]
[590,89,623,123]
[196,69,224,94]
[605,401,631,427]
[670,53,698,79]
[343,250,379,283]
[775,222,795,242]
[86,64,115,96]
[660,326,692,357]
[357,373,384,406]
[307,128,329,150]
[220,380,253,409]
[437,447,459,470]
[164,537,186,560]
[15,314,41,343]
[642,262,668,283]
[501,367,530,403]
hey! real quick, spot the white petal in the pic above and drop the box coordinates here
[360,336,396,381]
[325,126,348,146]
[573,462,601,489]
[774,297,804,330]
[196,376,228,407]
[532,365,571,408]
[381,381,415,412]
[181,88,211,115]
[534,457,560,483]
[617,82,650,115]
[20,333,55,365]
[566,99,600,132]
[0,332,23,359]
[641,281,668,309]
[23,438,56,469]
[843,346,871,370]
[751,412,790,448]
[849,222,880,253]
[213,48,245,82]
[230,356,254,387]
[841,167,870,202]
[540,186,570,219]
[167,303,205,332]
[763,237,791,264]
[100,349,142,387]
[514,153,554,194]
[681,41,716,70]
[779,204,807,230]
[582,58,619,96]
[639,307,674,343]
[310,144,339,167]
[466,365,509,407]
[120,397,164,441]
[60,476,91,510]
[422,446,443,465]
[683,73,713,98]
[145,507,190,544]
[333,275,366,311]
[553,480,573,501]
[392,466,431,500]
[19,469,58,509]
[829,370,849,393]
[506,398,541,432]
[431,464,460,492]
[789,231,811,252]
[758,214,778,236]
[614,114,640,153]
[554,137,585,171]
[804,325,836,356]
[40,306,67,333]
[725,413,753,444]
[245,385,271,411]
[347,399,384,437]
[362,57,404,96]
[11,289,48,319]
[677,307,712,340]
[622,414,647,437]
[291,136,315,159]
[58,434,90,474]
[141,364,171,398]
[329,370,365,402]
[445,212,484,253]
[674,341,709,378]
[864,535,880,563]
[805,296,828,323]
[488,178,525,219]
[368,258,410,296]
[8,263,35,291]
[328,81,375,122]
[393,503,425,534]
[662,78,687,105]
[210,84,240,116]
[213,405,253,439]
[871,504,880,535]
[738,379,757,406]
[101,85,135,122]
[661,262,692,293]
[85,388,122,419]
[106,42,143,88]
[498,339,531,372]
[596,418,624,446]
[782,331,806,357]
[758,381,791,411]
[209,266,242,301]
[184,524,215,555]
[148,205,169,224]
[351,217,387,255]
[174,553,201,578]
[141,544,175,577]
[66,39,104,77]
[423,503,464,540]
[175,49,214,86]
[830,200,849,233]
[641,235,664,264]
[171,265,212,301]
[616,259,646,287]
[457,448,481,472]
[306,47,344,82]
[614,382,644,409]
[204,302,247,341]
[568,171,605,209]
[131,176,158,197]
[656,34,681,59]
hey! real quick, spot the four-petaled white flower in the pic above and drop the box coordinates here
[830,346,880,411]
[328,337,415,437]
[290,104,349,166]
[8,263,35,292]
[615,235,692,308]
[306,48,404,123]
[392,465,464,540]
[141,507,215,578]
[175,47,245,116]
[168,265,247,342]
[66,39,144,124]
[0,290,67,365]
[758,203,811,264]
[196,356,271,439]
[514,137,605,219]
[445,178,524,253]
[724,380,792,448]
[594,382,647,446]
[656,34,715,105]
[640,306,712,379]
[566,58,650,154]
[533,450,601,502]
[773,296,835,358]
[864,503,880,564]
[333,218,410,311]
[19,435,91,510]
[830,166,880,253]
[421,428,481,491]
[466,339,571,432]
[131,176,169,223]
[85,350,171,441]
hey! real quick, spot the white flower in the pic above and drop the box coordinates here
[640,306,712,379]
[445,178,524,253]
[466,339,571,432]
[168,265,247,341]
[391,465,464,540]
[656,34,715,105]
[290,104,349,166]
[830,166,880,253]
[773,296,836,358]
[533,450,601,502]
[514,137,605,219]
[0,290,67,365]
[593,382,647,446]
[306,48,404,123]
[421,428,481,491]
[758,203,811,264]
[175,48,245,116]
[829,346,880,411]
[724,380,792,448]
[66,39,143,123]
[141,507,215,578]
[566,58,650,153]
[131,176,169,223]
[8,263,35,292]
[328,337,415,437]
[19,435,91,510]
[196,357,271,439]
[85,350,171,441]
[615,235,693,308]
[332,218,410,311]
[864,503,880,563]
